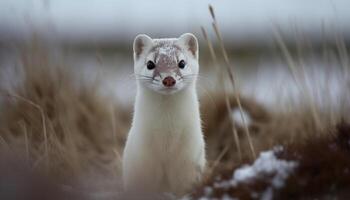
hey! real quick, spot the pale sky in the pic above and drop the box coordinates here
[0,0,349,44]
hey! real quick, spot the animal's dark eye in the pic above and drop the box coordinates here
[178,60,186,69]
[147,61,156,70]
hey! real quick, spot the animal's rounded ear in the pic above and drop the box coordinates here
[178,33,198,58]
[133,34,152,59]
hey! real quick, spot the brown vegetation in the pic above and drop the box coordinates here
[192,122,350,200]
[0,44,129,183]
[0,5,349,199]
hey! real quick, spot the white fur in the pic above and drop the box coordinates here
[123,33,206,195]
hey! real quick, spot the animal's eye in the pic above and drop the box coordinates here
[147,61,156,70]
[178,60,186,69]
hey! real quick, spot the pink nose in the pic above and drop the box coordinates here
[162,76,176,87]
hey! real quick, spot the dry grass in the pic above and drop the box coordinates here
[207,4,256,160]
[0,5,349,199]
[193,122,350,200]
[189,4,350,200]
[201,94,270,165]
[0,42,129,184]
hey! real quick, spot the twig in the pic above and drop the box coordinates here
[208,4,256,159]
[4,92,49,170]
[272,26,322,130]
[201,26,242,161]
[18,120,30,161]
[208,144,230,176]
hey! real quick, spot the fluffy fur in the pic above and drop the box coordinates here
[122,33,206,195]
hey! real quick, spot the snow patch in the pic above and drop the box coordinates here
[222,194,239,200]
[157,43,177,57]
[204,147,297,200]
[158,47,170,55]
[261,187,273,200]
[232,147,297,188]
[231,108,251,127]
[204,186,213,196]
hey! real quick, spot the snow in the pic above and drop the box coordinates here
[212,147,297,190]
[158,46,171,56]
[206,147,298,200]
[204,186,213,196]
[231,108,251,127]
[222,194,238,200]
[260,187,273,200]
[232,147,297,188]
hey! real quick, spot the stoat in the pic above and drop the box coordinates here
[122,33,206,195]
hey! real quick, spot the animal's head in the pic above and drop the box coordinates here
[133,33,199,95]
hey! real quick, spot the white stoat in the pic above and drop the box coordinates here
[122,33,206,195]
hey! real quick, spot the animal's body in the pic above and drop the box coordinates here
[122,33,206,195]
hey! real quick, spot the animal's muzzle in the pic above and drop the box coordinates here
[162,76,176,87]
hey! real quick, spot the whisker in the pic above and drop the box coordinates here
[181,74,215,82]
[135,79,152,81]
[180,74,198,81]
[148,82,160,86]
[134,74,154,79]
[137,78,154,81]
[133,74,163,83]
[182,74,198,77]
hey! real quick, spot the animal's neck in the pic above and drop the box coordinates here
[133,83,199,126]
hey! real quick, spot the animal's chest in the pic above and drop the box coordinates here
[144,117,190,157]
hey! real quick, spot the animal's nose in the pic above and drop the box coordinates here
[162,76,176,87]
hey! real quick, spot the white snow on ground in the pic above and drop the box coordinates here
[197,195,239,200]
[260,187,273,200]
[231,108,251,127]
[208,147,298,200]
[231,146,297,188]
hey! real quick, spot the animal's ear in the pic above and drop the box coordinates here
[178,33,198,58]
[133,34,152,59]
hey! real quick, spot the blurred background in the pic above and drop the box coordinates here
[1,0,349,107]
[0,1,350,199]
